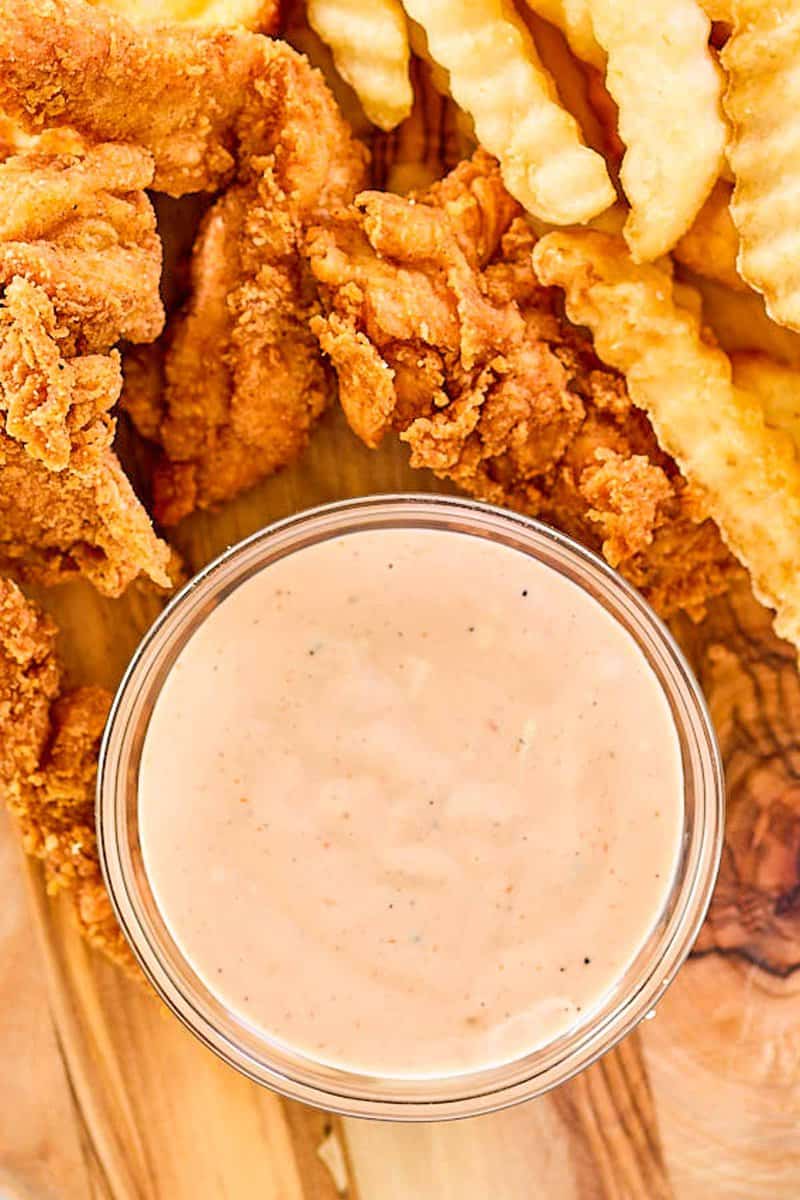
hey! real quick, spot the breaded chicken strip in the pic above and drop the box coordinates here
[0,0,263,196]
[0,142,164,351]
[0,578,131,968]
[124,179,335,523]
[120,36,368,521]
[0,0,361,197]
[0,0,370,519]
[0,138,169,591]
[0,278,170,593]
[307,152,735,618]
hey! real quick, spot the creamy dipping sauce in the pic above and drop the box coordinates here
[138,528,683,1078]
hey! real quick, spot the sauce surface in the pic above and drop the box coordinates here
[139,528,683,1077]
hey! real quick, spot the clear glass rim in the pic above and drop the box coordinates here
[97,493,724,1121]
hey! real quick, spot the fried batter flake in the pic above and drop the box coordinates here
[0,578,131,969]
[307,151,734,619]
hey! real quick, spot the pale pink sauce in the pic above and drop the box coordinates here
[139,528,683,1077]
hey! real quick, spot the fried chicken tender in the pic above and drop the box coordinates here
[0,0,350,197]
[0,135,170,592]
[307,152,735,618]
[0,142,164,351]
[0,0,263,197]
[0,578,131,968]
[0,278,171,593]
[124,181,336,522]
[121,41,368,521]
[0,1,369,519]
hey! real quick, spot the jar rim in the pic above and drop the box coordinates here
[97,493,724,1120]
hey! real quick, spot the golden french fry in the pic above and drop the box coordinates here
[525,201,626,241]
[722,2,800,331]
[86,0,276,26]
[533,228,800,648]
[699,0,733,20]
[521,0,605,68]
[673,179,744,292]
[405,21,477,161]
[731,352,800,455]
[673,280,705,324]
[402,0,615,224]
[282,14,374,137]
[523,8,609,156]
[683,270,800,367]
[586,0,727,261]
[407,19,448,95]
[308,0,413,131]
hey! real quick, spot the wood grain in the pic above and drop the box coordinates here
[6,410,800,1200]
[4,417,430,1200]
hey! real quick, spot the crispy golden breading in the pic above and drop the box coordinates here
[533,228,800,648]
[0,0,360,197]
[0,579,130,968]
[126,182,333,522]
[0,132,170,591]
[0,278,120,473]
[0,279,171,593]
[0,577,60,785]
[0,0,264,197]
[307,152,734,619]
[1,3,369,520]
[0,142,164,352]
[122,49,368,522]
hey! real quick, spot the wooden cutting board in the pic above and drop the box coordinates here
[4,45,800,1200]
[4,411,800,1200]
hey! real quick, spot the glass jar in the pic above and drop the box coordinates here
[97,494,724,1120]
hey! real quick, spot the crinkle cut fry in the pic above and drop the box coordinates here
[307,0,413,131]
[0,578,131,969]
[122,41,369,523]
[306,151,734,620]
[0,278,171,594]
[533,228,800,649]
[401,0,615,224]
[586,0,727,261]
[722,1,800,331]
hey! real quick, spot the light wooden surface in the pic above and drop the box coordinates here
[3,409,800,1200]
